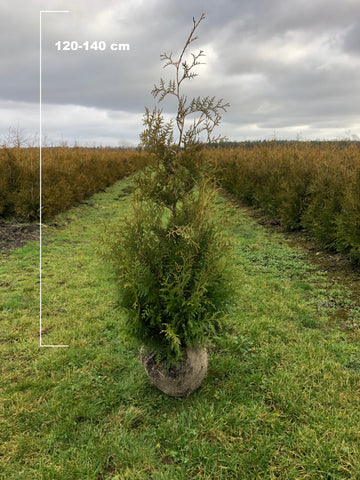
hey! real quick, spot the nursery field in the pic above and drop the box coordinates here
[1,142,359,262]
[0,146,149,221]
[212,141,360,264]
[1,175,360,479]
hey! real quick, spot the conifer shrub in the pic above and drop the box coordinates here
[335,165,360,262]
[0,146,39,219]
[212,142,360,263]
[0,148,13,216]
[103,14,232,366]
[42,147,148,219]
[275,146,313,230]
[0,146,149,221]
[301,152,346,250]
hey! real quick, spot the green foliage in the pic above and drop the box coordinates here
[213,142,360,263]
[335,167,360,262]
[103,14,231,365]
[105,181,231,363]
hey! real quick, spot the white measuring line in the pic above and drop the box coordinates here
[39,10,70,348]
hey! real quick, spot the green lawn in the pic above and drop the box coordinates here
[1,176,360,479]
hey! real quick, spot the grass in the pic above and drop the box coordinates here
[1,175,360,479]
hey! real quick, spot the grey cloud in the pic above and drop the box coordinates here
[1,0,360,144]
[343,22,360,54]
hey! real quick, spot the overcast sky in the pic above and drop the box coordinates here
[2,0,360,146]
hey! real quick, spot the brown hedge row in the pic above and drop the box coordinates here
[0,146,150,221]
[210,143,360,263]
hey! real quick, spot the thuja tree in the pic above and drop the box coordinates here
[105,14,231,365]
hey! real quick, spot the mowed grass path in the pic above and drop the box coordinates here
[1,176,360,480]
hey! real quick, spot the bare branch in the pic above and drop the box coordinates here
[141,12,229,153]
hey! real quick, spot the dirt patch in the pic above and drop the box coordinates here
[0,220,40,253]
